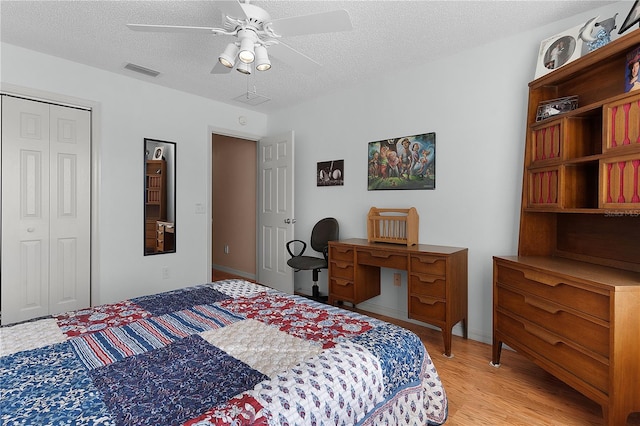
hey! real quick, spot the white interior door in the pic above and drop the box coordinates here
[257,131,294,293]
[1,96,90,325]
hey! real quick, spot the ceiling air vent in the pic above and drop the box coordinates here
[233,91,270,106]
[124,63,160,78]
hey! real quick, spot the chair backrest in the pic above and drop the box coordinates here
[310,217,339,253]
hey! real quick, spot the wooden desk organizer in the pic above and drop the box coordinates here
[367,207,419,246]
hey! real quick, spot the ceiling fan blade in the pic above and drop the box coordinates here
[126,24,222,34]
[268,42,320,74]
[268,9,352,37]
[217,0,247,20]
[210,61,233,74]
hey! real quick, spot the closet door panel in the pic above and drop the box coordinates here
[1,96,51,324]
[49,104,90,315]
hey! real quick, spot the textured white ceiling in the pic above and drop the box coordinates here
[1,0,618,112]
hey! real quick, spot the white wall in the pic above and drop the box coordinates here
[268,2,629,344]
[1,43,268,305]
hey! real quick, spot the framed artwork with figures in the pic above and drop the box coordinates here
[367,132,435,191]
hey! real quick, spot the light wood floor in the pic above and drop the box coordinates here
[212,270,640,425]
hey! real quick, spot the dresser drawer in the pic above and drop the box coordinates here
[409,273,446,299]
[496,311,608,394]
[497,284,609,358]
[410,255,446,276]
[330,278,354,301]
[496,264,609,321]
[357,249,407,270]
[330,261,354,280]
[329,244,354,262]
[409,294,446,322]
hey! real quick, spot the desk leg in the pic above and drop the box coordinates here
[442,328,453,358]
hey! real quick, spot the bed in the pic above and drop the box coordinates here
[0,279,448,425]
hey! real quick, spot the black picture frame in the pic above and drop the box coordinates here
[619,0,640,35]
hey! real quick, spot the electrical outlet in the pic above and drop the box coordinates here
[393,272,401,286]
[162,267,170,279]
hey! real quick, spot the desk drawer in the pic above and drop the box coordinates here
[409,273,446,299]
[496,264,609,321]
[357,249,407,269]
[330,278,354,301]
[330,261,354,280]
[329,244,354,262]
[409,294,445,322]
[410,255,446,276]
[496,310,608,394]
[497,284,609,358]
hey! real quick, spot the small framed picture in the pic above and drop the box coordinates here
[317,159,344,186]
[153,147,164,160]
[535,23,583,78]
[625,45,640,93]
[535,95,578,121]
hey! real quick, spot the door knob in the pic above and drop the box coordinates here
[284,218,291,224]
[27,227,35,232]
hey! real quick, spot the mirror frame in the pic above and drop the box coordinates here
[144,138,176,255]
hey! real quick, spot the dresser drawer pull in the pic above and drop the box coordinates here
[333,261,352,268]
[524,296,561,314]
[522,270,562,287]
[415,295,439,305]
[524,323,562,346]
[333,279,351,287]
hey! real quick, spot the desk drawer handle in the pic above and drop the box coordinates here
[414,295,439,305]
[333,279,351,287]
[414,257,440,265]
[369,252,393,259]
[524,322,562,346]
[333,261,352,269]
[415,275,440,284]
[524,296,561,314]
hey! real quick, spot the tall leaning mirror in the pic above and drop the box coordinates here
[144,138,176,255]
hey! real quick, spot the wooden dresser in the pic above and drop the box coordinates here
[329,238,467,357]
[493,31,640,425]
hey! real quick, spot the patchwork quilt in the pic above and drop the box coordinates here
[0,279,448,425]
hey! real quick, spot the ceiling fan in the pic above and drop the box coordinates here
[127,0,353,75]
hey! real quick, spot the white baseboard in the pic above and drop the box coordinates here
[211,264,256,281]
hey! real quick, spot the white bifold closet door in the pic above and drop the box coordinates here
[1,95,91,325]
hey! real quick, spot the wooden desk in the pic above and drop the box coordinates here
[156,221,175,252]
[328,238,468,356]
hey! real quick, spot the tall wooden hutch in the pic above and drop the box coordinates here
[493,31,640,425]
[145,159,167,253]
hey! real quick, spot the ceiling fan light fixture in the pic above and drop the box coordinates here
[238,38,255,63]
[254,45,271,71]
[218,42,238,68]
[236,62,252,75]
[237,29,257,64]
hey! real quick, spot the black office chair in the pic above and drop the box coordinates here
[286,217,339,300]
